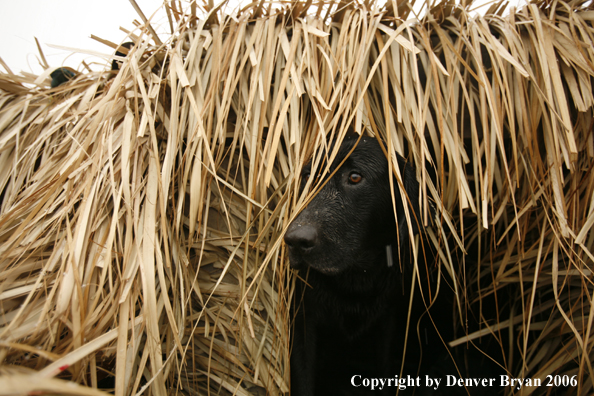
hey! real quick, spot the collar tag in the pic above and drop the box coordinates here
[386,244,393,267]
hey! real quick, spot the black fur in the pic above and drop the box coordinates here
[285,135,503,395]
[285,135,425,395]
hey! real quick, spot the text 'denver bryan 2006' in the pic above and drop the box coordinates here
[350,374,577,391]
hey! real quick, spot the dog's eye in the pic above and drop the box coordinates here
[303,171,311,183]
[348,172,362,184]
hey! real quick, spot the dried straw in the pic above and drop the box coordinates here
[0,0,593,395]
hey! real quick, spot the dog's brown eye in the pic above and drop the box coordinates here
[349,172,362,184]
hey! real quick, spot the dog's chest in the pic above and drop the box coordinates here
[310,276,398,339]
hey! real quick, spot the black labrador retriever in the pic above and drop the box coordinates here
[285,134,434,395]
[285,135,505,395]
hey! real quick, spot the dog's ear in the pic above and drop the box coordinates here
[394,158,421,235]
[393,158,423,264]
[402,162,421,235]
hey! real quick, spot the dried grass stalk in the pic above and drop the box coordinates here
[0,0,593,395]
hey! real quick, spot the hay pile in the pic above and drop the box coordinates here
[0,0,593,395]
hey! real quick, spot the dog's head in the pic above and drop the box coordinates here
[284,135,421,275]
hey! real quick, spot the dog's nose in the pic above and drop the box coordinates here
[284,223,318,252]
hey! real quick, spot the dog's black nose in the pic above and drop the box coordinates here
[284,223,318,252]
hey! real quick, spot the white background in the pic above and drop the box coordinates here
[0,0,235,75]
[0,0,521,76]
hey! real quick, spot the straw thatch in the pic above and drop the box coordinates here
[0,0,593,395]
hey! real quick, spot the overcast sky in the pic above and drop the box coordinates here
[0,0,521,76]
[0,0,186,75]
